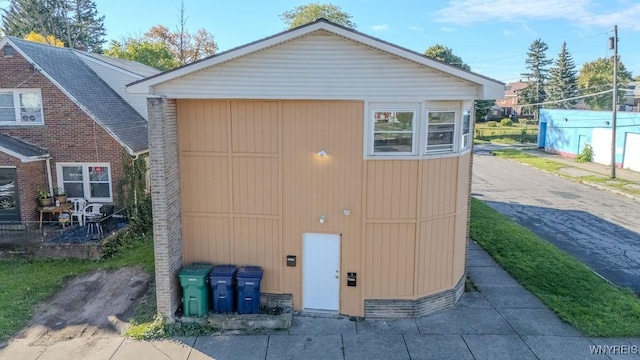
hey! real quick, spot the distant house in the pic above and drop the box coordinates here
[128,19,504,320]
[0,36,159,222]
[491,81,528,120]
[538,109,640,171]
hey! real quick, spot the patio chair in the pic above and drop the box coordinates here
[84,203,104,221]
[70,199,87,226]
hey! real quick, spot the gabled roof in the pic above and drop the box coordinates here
[0,133,49,162]
[0,36,149,155]
[128,19,504,98]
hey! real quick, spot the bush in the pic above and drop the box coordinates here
[487,121,498,127]
[500,118,513,127]
[576,144,593,163]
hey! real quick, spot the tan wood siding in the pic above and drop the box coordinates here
[155,31,479,100]
[231,101,279,154]
[177,99,470,316]
[366,161,419,220]
[421,157,458,218]
[415,217,455,294]
[364,223,415,297]
[281,101,364,316]
[232,157,279,215]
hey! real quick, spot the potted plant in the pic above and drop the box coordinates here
[53,187,68,204]
[37,188,53,207]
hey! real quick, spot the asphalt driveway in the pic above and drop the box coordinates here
[472,148,640,293]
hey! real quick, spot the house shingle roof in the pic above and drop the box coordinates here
[7,37,149,154]
[0,133,49,160]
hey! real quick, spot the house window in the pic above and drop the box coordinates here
[426,110,456,153]
[372,109,416,155]
[0,89,43,125]
[56,163,112,202]
[461,110,471,150]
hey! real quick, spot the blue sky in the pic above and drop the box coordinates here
[2,0,639,84]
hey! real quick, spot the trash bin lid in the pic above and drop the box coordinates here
[179,262,214,277]
[210,265,237,277]
[237,266,263,278]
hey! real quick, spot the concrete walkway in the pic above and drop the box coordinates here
[2,241,636,360]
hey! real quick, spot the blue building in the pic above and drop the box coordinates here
[538,109,640,171]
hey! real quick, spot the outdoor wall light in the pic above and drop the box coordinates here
[604,121,610,125]
[317,150,327,157]
[319,215,326,224]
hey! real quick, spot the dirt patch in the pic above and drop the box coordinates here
[17,267,150,346]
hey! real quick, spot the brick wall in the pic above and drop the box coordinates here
[0,48,129,221]
[148,97,183,320]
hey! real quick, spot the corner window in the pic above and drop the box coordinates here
[56,163,112,202]
[0,89,43,125]
[372,110,415,154]
[426,111,456,153]
[462,110,471,150]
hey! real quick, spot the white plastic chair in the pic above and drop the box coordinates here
[70,199,86,226]
[84,203,104,220]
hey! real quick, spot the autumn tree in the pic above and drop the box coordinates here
[545,42,578,109]
[103,39,179,71]
[2,0,106,51]
[577,57,633,110]
[280,3,355,29]
[24,31,64,46]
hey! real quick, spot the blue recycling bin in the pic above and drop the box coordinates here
[236,266,263,314]
[209,265,237,314]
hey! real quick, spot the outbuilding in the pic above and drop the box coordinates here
[128,19,504,319]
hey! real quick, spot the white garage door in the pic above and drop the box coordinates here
[623,133,640,172]
[591,128,612,165]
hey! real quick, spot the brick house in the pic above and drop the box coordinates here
[0,37,158,222]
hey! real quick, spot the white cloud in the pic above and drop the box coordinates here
[440,27,455,32]
[369,24,390,32]
[579,3,640,31]
[434,0,591,26]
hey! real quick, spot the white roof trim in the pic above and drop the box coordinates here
[1,37,136,155]
[126,20,504,98]
[0,146,48,163]
[73,51,145,79]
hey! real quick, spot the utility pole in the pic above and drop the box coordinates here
[609,25,618,178]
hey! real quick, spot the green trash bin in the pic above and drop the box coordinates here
[178,262,214,317]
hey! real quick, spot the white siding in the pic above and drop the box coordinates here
[154,31,480,101]
[79,58,151,119]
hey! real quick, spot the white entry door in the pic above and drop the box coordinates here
[302,233,340,312]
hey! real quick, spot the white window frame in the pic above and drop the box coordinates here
[56,162,113,202]
[425,109,458,154]
[367,102,420,157]
[0,88,44,125]
[461,109,472,151]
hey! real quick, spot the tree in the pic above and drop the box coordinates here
[280,3,355,29]
[103,39,180,71]
[144,25,217,66]
[24,31,64,47]
[519,39,552,117]
[424,44,471,71]
[423,44,494,121]
[545,42,578,109]
[577,57,633,110]
[2,0,106,52]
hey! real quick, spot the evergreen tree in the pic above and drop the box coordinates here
[519,39,552,117]
[546,42,578,109]
[2,0,106,52]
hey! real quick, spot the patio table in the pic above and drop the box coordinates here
[37,203,73,229]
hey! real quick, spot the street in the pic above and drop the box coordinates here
[472,149,640,293]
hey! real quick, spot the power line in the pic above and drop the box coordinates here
[517,89,612,108]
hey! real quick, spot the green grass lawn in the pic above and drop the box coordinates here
[0,234,154,343]
[475,122,538,144]
[470,198,640,337]
[492,149,565,172]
